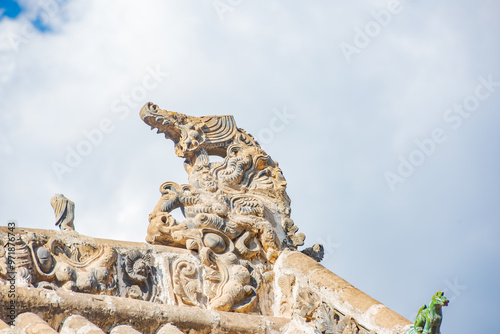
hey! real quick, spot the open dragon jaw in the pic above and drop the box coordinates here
[0,102,428,334]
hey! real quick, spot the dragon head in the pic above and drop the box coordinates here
[140,102,237,158]
[140,102,205,157]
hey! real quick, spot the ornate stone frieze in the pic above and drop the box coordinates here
[0,230,117,293]
[0,229,167,305]
[0,228,273,314]
[122,250,155,301]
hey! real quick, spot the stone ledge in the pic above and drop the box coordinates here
[277,250,412,334]
[0,286,289,334]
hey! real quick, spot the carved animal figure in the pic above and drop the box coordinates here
[140,103,292,251]
[50,194,75,231]
[140,102,320,313]
[407,291,449,334]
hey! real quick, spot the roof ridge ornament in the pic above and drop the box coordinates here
[140,102,322,312]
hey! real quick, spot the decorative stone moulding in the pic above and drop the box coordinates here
[0,228,412,334]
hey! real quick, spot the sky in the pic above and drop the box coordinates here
[0,1,499,332]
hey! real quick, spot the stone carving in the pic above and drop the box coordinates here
[406,291,449,334]
[1,232,117,294]
[277,274,296,316]
[294,287,322,321]
[0,246,7,279]
[172,257,204,307]
[301,243,325,262]
[7,234,35,287]
[282,218,305,250]
[290,286,375,334]
[123,250,155,301]
[50,194,75,231]
[140,102,316,312]
[314,305,376,334]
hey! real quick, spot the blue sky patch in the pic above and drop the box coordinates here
[0,0,69,32]
[0,0,23,20]
[31,12,52,32]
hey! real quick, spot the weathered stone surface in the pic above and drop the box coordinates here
[156,324,183,334]
[0,285,288,334]
[15,312,58,334]
[276,250,412,334]
[60,315,105,334]
[0,228,413,334]
[50,194,76,231]
[0,228,117,294]
[139,103,323,313]
[109,325,142,334]
[0,227,193,306]
[375,307,413,333]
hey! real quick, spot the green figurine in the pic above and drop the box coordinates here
[406,291,449,334]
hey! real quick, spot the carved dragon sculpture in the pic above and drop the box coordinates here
[140,102,319,312]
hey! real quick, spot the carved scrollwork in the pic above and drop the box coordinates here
[291,286,375,334]
[172,258,204,307]
[123,250,155,301]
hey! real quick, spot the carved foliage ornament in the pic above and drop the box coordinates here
[286,285,375,334]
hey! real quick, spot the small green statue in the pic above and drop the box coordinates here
[406,291,449,334]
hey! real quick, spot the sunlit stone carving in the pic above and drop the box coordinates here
[140,102,319,312]
[50,194,75,231]
[0,232,117,293]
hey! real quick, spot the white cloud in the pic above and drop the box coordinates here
[0,1,499,332]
